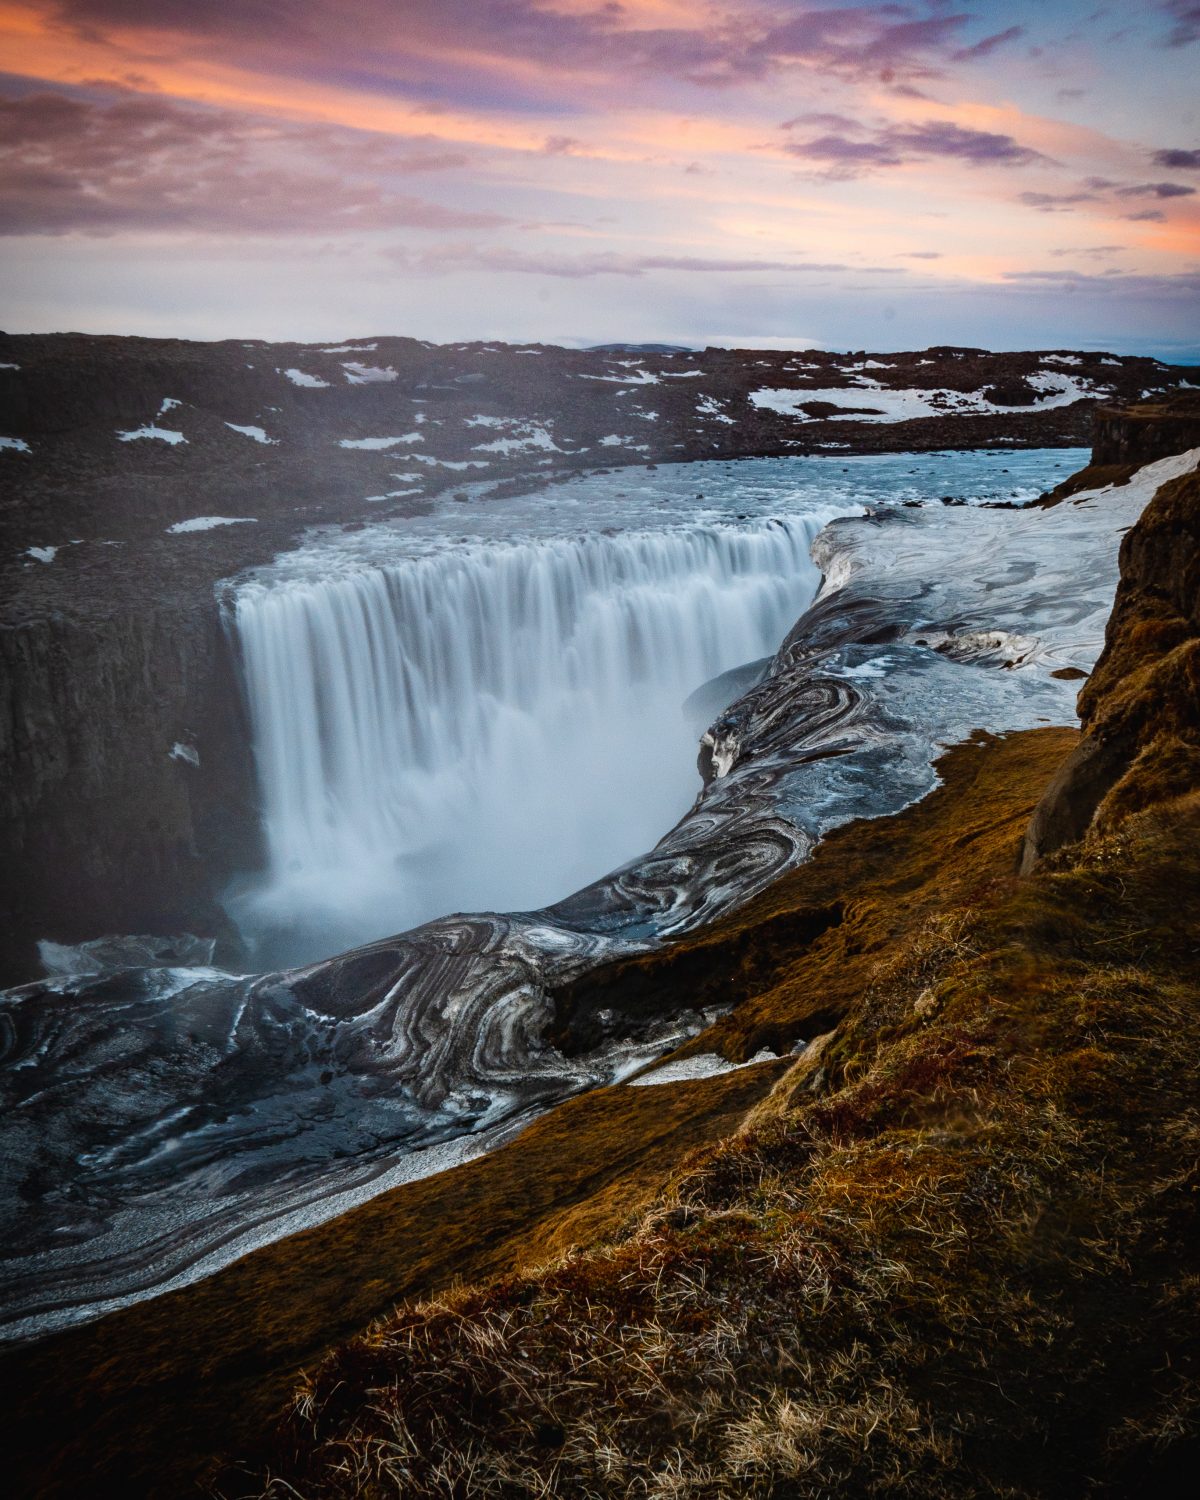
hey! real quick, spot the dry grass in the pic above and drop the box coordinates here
[227,766,1200,1499]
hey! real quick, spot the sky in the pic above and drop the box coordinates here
[1,1,1198,354]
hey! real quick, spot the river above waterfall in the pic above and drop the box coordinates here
[226,449,1076,968]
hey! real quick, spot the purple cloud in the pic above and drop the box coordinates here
[785,116,1046,177]
[1113,180,1196,198]
[384,245,864,278]
[1152,147,1200,168]
[1018,190,1098,211]
[39,2,1047,100]
[1001,269,1200,297]
[1160,2,1200,46]
[887,120,1045,165]
[783,134,903,169]
[952,25,1025,62]
[0,90,499,235]
[1050,245,1124,258]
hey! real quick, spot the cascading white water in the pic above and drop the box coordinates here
[230,514,828,966]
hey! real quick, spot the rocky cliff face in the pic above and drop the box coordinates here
[0,590,255,981]
[1023,427,1200,869]
[1091,390,1200,467]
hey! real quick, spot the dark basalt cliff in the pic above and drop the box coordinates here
[1023,400,1200,869]
[1,334,1193,983]
[1092,390,1200,466]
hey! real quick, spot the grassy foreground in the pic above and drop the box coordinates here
[224,721,1199,1498]
[225,468,1200,1499]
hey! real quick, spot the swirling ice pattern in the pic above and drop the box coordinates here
[2,451,1183,1341]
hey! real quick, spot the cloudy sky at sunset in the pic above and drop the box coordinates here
[1,1,1198,353]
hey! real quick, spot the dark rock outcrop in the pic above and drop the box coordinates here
[1092,390,1200,466]
[1022,456,1200,870]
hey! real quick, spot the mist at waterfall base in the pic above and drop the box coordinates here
[225,450,1077,969]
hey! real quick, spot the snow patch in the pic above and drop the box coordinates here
[170,742,200,768]
[469,419,561,454]
[1,436,31,453]
[751,372,1110,424]
[579,369,661,385]
[225,423,275,444]
[411,455,490,469]
[280,368,330,388]
[341,363,398,384]
[338,434,422,450]
[26,546,57,563]
[158,397,181,414]
[320,343,378,353]
[117,426,187,444]
[697,395,735,424]
[167,516,256,534]
[0,362,19,370]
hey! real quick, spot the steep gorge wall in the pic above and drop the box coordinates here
[1023,430,1200,868]
[1091,391,1200,467]
[0,594,255,983]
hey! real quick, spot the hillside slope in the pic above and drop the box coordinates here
[229,479,1200,1496]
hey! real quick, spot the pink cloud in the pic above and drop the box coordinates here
[0,90,500,235]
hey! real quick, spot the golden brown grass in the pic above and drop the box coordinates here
[225,751,1200,1499]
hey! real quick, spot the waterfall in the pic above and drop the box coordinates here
[230,514,828,965]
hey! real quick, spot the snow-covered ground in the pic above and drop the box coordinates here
[751,370,1109,423]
